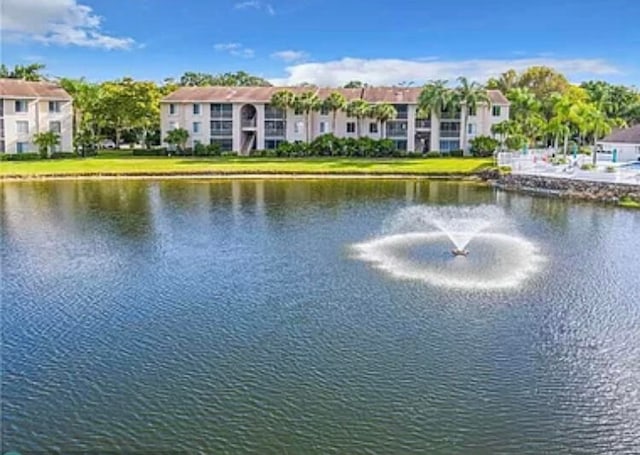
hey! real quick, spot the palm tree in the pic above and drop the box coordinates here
[417,80,453,118]
[296,91,321,142]
[507,87,541,120]
[584,106,614,164]
[455,76,489,152]
[486,69,519,94]
[345,99,371,138]
[323,92,347,133]
[33,131,60,158]
[371,103,397,139]
[165,127,189,153]
[491,121,511,152]
[546,117,570,152]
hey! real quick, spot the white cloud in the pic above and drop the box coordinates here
[269,57,621,86]
[271,50,309,62]
[214,42,255,58]
[234,0,275,15]
[0,0,135,50]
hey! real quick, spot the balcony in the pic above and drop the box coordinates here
[415,119,431,129]
[440,130,461,138]
[242,117,257,129]
[265,128,285,138]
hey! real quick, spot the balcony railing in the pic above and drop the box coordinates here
[415,119,431,129]
[265,128,285,137]
[211,129,233,136]
[440,130,461,138]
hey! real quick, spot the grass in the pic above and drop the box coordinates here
[618,196,640,209]
[0,153,493,178]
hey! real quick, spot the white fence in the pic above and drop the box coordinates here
[497,151,640,185]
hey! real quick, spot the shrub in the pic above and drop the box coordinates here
[220,151,237,157]
[0,153,41,161]
[606,165,617,173]
[579,146,592,155]
[50,152,77,159]
[206,143,222,156]
[581,163,595,171]
[551,157,568,165]
[449,149,465,157]
[425,151,441,158]
[193,142,208,156]
[469,136,499,157]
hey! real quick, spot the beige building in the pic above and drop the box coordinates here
[161,86,509,155]
[0,78,73,154]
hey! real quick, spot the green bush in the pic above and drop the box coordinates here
[469,136,499,157]
[0,153,41,161]
[425,151,441,158]
[449,149,464,157]
[606,166,617,173]
[581,163,595,171]
[193,142,208,156]
[579,146,592,155]
[220,151,237,157]
[50,152,77,159]
[206,143,222,156]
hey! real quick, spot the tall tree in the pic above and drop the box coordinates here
[371,103,397,139]
[178,71,272,87]
[295,91,322,142]
[323,92,347,133]
[418,80,453,119]
[343,81,367,88]
[486,69,519,93]
[346,99,371,138]
[455,77,489,151]
[165,128,190,153]
[0,63,46,81]
[518,66,569,101]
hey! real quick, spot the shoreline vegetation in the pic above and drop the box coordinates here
[0,155,493,180]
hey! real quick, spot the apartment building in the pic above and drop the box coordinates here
[0,78,73,154]
[161,86,509,155]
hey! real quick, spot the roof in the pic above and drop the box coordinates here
[487,89,509,105]
[162,85,509,105]
[599,124,640,144]
[0,78,72,100]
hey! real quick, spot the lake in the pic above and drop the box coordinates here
[1,179,639,454]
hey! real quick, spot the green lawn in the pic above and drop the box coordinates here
[0,154,493,178]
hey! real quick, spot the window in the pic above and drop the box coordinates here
[15,100,28,113]
[369,122,378,134]
[49,121,61,133]
[468,123,476,135]
[210,103,232,118]
[439,140,461,152]
[440,121,461,138]
[265,120,285,137]
[294,121,303,134]
[169,121,178,130]
[16,142,28,153]
[193,104,201,115]
[17,121,29,134]
[320,105,329,115]
[392,140,408,151]
[265,105,285,119]
[169,104,177,115]
[210,138,233,151]
[193,122,201,133]
[49,101,61,113]
[346,122,356,133]
[210,120,232,135]
[492,105,501,117]
[468,105,476,116]
[265,139,284,150]
[386,121,407,138]
[393,104,408,119]
[0,140,4,153]
[319,121,328,134]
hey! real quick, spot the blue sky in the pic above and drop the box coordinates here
[2,0,639,86]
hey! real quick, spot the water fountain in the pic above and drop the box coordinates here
[352,205,545,290]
